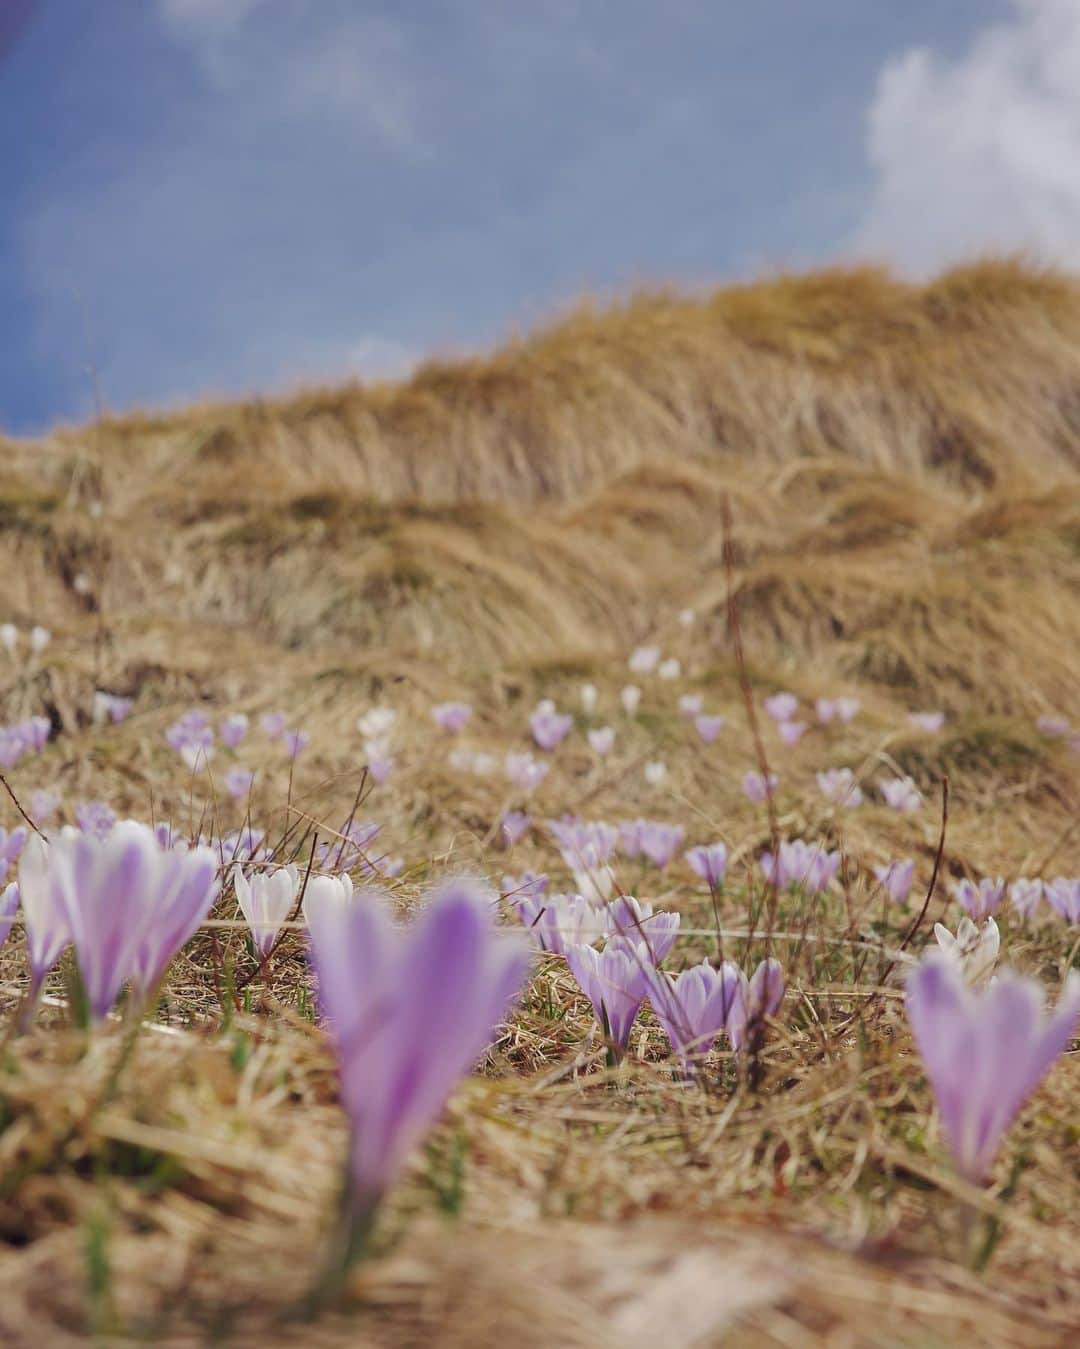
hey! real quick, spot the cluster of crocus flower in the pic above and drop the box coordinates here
[905,955,1080,1185]
[648,956,786,1074]
[306,878,531,1246]
[165,710,216,770]
[815,697,860,724]
[764,692,799,723]
[617,819,685,870]
[0,716,52,769]
[547,818,619,901]
[1006,876,1079,924]
[950,876,1006,922]
[0,622,50,655]
[760,839,841,894]
[18,821,219,1020]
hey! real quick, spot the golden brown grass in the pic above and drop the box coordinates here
[0,259,1077,1344]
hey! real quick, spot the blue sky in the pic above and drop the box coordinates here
[6,0,1077,433]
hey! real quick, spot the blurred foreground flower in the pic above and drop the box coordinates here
[905,957,1080,1184]
[307,880,530,1257]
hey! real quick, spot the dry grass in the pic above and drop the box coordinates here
[0,259,1077,1344]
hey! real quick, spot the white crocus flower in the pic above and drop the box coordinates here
[933,915,1000,987]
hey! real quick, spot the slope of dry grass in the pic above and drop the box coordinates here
[0,260,1077,1344]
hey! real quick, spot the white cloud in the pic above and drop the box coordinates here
[854,0,1080,272]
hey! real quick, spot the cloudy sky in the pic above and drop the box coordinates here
[3,0,1077,432]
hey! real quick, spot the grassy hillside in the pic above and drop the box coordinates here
[0,260,1077,1345]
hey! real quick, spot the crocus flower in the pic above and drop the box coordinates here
[356,707,396,741]
[629,645,660,675]
[31,788,61,822]
[580,683,598,715]
[1036,714,1070,737]
[0,826,28,867]
[815,698,838,724]
[905,956,1080,1184]
[695,714,725,744]
[778,720,806,747]
[874,859,916,904]
[834,697,861,722]
[515,891,607,955]
[0,622,16,653]
[646,959,744,1071]
[29,626,50,654]
[606,895,681,962]
[166,711,214,754]
[933,916,1000,986]
[816,768,863,807]
[365,744,395,784]
[316,821,382,874]
[638,821,684,870]
[530,708,573,751]
[548,818,619,872]
[18,834,71,998]
[76,800,117,839]
[261,711,288,738]
[233,864,300,959]
[504,750,549,793]
[742,770,778,803]
[0,881,19,948]
[644,760,667,786]
[499,811,531,847]
[224,767,256,800]
[21,716,51,752]
[657,658,681,681]
[620,685,641,716]
[764,692,798,723]
[33,822,217,1020]
[760,840,840,894]
[565,937,652,1060]
[726,958,785,1054]
[1045,877,1080,924]
[679,694,704,718]
[502,871,549,906]
[93,692,133,725]
[686,843,728,890]
[678,608,695,627]
[588,726,615,756]
[881,777,922,812]
[1009,878,1044,921]
[908,711,945,734]
[307,878,531,1221]
[219,713,249,748]
[951,876,1006,922]
[432,701,472,734]
[283,729,309,757]
[302,872,355,926]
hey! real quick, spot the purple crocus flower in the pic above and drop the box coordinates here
[307,878,531,1221]
[219,713,249,749]
[366,746,395,784]
[742,770,778,803]
[764,692,798,723]
[76,800,117,840]
[94,692,133,725]
[565,937,652,1060]
[638,821,685,871]
[499,810,531,847]
[165,710,213,753]
[504,751,549,793]
[260,711,288,739]
[515,891,607,955]
[233,864,301,959]
[686,843,729,890]
[18,834,72,999]
[502,870,549,907]
[874,859,916,905]
[816,698,838,724]
[283,729,309,757]
[1036,714,1070,737]
[606,896,681,962]
[778,720,807,747]
[694,714,725,744]
[909,711,945,734]
[726,958,785,1053]
[34,822,217,1021]
[1009,878,1044,921]
[530,708,573,751]
[618,819,644,859]
[22,715,52,751]
[816,768,863,807]
[432,701,472,734]
[0,881,19,948]
[587,726,615,756]
[223,767,256,800]
[0,826,28,867]
[951,876,1006,922]
[760,840,839,894]
[881,777,922,812]
[1045,877,1080,924]
[905,956,1080,1183]
[628,645,660,675]
[646,959,744,1071]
